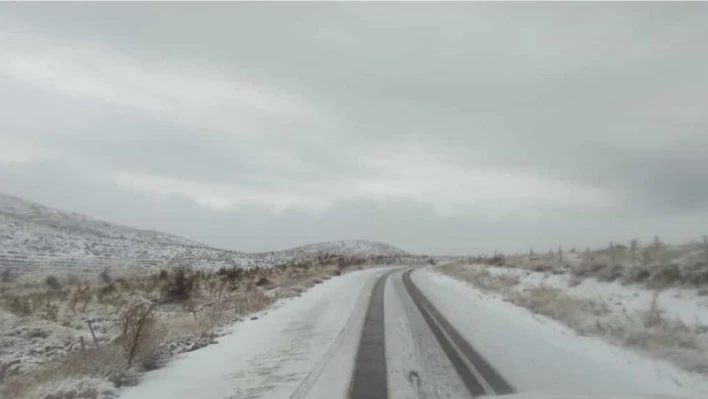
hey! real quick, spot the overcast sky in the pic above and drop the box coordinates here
[1,3,708,255]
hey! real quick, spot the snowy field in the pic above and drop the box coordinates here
[418,268,708,397]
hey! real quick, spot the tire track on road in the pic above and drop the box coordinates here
[348,270,393,399]
[402,268,515,397]
[289,269,389,399]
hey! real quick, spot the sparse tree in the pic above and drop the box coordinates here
[557,246,563,264]
[120,302,157,368]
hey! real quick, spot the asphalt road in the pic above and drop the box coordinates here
[348,268,515,399]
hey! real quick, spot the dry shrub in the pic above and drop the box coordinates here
[508,286,609,325]
[515,259,552,272]
[119,302,160,368]
[622,292,708,374]
[97,283,117,303]
[161,268,195,302]
[233,291,273,316]
[197,302,230,333]
[1,345,126,399]
[596,264,625,282]
[217,267,244,289]
[648,264,681,289]
[99,268,112,284]
[5,295,32,316]
[45,275,61,290]
[621,266,652,285]
[572,258,608,279]
[485,254,506,266]
[439,264,519,293]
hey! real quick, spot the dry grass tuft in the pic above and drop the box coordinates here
[439,263,520,293]
[507,286,609,326]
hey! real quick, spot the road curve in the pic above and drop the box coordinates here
[348,268,515,398]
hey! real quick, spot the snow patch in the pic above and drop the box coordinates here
[413,268,708,398]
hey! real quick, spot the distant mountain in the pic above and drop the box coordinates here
[282,240,408,257]
[0,193,407,276]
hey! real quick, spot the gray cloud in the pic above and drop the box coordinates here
[1,3,708,254]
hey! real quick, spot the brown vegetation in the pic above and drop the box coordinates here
[0,253,425,398]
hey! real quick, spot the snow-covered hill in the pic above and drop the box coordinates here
[0,193,407,276]
[280,240,408,257]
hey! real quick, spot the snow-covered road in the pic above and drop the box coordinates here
[120,267,708,399]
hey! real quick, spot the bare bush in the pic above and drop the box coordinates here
[162,268,195,302]
[100,268,112,284]
[439,264,519,293]
[233,291,273,316]
[1,345,126,398]
[648,264,681,289]
[572,258,607,279]
[120,302,158,368]
[45,275,61,290]
[508,286,609,325]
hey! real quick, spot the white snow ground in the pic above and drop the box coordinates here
[414,268,708,398]
[482,264,708,326]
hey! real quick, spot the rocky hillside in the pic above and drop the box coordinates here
[0,193,407,276]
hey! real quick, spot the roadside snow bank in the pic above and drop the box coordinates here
[443,263,708,376]
[120,267,390,399]
[483,265,708,326]
[413,268,708,398]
